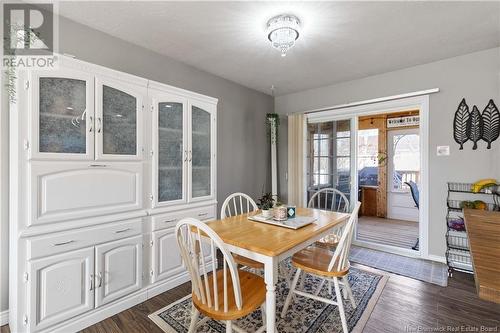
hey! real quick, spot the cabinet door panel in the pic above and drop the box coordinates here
[151,228,185,283]
[189,101,215,201]
[28,247,94,331]
[95,236,143,307]
[95,77,145,160]
[31,69,95,160]
[151,228,213,283]
[30,161,143,225]
[151,91,188,207]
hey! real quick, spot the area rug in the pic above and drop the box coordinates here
[349,246,448,286]
[149,263,388,333]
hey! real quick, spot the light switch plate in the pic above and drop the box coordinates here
[437,146,450,156]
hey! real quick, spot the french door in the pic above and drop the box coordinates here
[387,128,420,221]
[306,117,357,209]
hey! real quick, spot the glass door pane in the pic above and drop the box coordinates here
[191,105,211,198]
[390,132,420,191]
[357,129,379,187]
[39,77,88,154]
[306,118,354,208]
[101,85,137,156]
[158,102,184,202]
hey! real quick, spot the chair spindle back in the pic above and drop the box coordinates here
[328,202,361,273]
[176,218,242,312]
[220,192,258,219]
[308,188,350,213]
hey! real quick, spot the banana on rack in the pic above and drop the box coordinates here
[471,179,498,193]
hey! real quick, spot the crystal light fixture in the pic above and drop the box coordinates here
[267,14,300,57]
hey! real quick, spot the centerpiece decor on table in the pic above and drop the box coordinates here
[257,192,275,218]
[273,200,288,221]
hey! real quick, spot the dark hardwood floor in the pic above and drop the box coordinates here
[2,264,499,333]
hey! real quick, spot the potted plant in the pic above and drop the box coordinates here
[257,192,275,218]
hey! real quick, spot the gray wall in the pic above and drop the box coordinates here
[276,47,500,258]
[0,16,272,314]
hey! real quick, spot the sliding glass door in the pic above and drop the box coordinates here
[306,117,356,209]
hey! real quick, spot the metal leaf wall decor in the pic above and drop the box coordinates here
[453,98,470,150]
[467,105,484,150]
[481,99,500,149]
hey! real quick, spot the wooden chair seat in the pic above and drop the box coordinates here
[292,246,349,277]
[233,254,265,269]
[314,234,340,250]
[193,269,266,321]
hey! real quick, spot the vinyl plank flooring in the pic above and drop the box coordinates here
[1,265,498,333]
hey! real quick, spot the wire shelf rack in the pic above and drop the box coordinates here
[447,182,495,194]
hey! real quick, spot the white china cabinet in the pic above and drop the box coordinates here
[149,83,217,207]
[147,82,217,293]
[9,56,217,333]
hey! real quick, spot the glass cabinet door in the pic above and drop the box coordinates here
[190,103,213,199]
[95,78,144,160]
[154,96,187,205]
[33,71,94,160]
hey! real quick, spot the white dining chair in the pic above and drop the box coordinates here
[220,192,258,219]
[176,217,266,333]
[280,202,361,333]
[308,189,350,248]
[308,188,350,213]
[220,193,264,271]
[304,188,350,291]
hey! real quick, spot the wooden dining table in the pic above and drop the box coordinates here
[204,207,350,333]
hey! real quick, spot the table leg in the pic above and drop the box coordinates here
[264,257,278,333]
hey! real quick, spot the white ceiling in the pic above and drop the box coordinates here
[58,1,500,95]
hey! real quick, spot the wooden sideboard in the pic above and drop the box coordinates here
[463,208,500,304]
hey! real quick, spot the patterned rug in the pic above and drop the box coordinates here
[149,262,388,333]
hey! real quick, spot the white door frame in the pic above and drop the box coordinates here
[305,94,430,260]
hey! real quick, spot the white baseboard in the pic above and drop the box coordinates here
[0,310,9,326]
[38,290,147,333]
[148,273,191,299]
[353,240,422,258]
[354,240,447,264]
[425,254,447,264]
[38,268,199,333]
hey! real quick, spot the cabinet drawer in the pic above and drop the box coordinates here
[28,218,142,260]
[151,205,216,231]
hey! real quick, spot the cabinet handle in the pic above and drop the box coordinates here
[198,213,208,217]
[53,240,75,246]
[98,272,103,288]
[89,164,107,167]
[97,117,102,133]
[164,218,177,223]
[184,150,188,162]
[188,150,192,162]
[90,274,94,291]
[89,116,93,132]
[115,228,131,233]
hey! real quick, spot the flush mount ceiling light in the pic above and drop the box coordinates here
[267,14,300,57]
